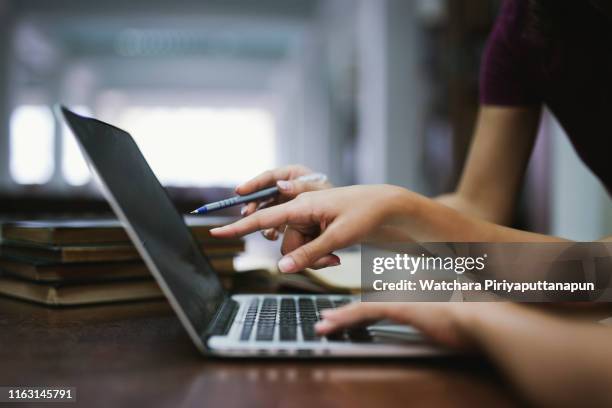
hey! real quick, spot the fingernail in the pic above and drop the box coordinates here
[240,206,247,216]
[320,309,335,318]
[262,229,277,240]
[278,256,296,273]
[329,260,341,267]
[276,180,292,192]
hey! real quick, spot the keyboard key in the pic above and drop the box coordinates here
[239,299,260,341]
[280,326,297,341]
[240,323,254,341]
[298,298,320,341]
[279,298,297,340]
[256,332,274,341]
[255,298,278,341]
[301,323,320,342]
[316,298,333,312]
[256,324,275,341]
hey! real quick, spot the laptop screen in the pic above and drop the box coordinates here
[61,107,225,345]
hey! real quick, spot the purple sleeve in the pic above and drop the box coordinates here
[479,0,542,106]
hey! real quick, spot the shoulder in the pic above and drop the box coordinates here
[480,0,542,106]
[489,0,533,54]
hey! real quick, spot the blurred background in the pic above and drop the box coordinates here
[0,0,609,240]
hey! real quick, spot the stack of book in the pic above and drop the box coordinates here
[0,217,244,307]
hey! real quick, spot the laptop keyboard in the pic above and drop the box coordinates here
[239,296,373,343]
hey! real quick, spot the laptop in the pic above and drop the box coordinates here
[60,106,443,358]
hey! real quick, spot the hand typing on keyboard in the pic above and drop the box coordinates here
[315,302,485,350]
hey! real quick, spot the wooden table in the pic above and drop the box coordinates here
[0,297,520,407]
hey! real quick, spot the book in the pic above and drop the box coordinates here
[1,216,237,245]
[0,240,244,264]
[0,255,235,283]
[0,276,164,306]
[0,275,235,307]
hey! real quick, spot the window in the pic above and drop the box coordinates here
[9,105,55,185]
[115,106,276,187]
[8,104,275,189]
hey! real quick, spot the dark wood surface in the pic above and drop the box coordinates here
[0,297,521,408]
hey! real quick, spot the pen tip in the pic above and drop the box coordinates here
[190,210,198,214]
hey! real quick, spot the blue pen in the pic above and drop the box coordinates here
[189,173,327,214]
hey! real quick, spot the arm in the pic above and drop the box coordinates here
[229,106,546,246]
[236,106,540,227]
[226,105,544,248]
[317,302,612,408]
[469,304,612,407]
[387,187,569,243]
[211,184,570,273]
[436,105,542,225]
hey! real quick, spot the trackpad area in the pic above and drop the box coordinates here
[367,322,425,342]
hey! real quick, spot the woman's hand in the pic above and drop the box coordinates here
[211,185,412,272]
[315,302,481,350]
[236,164,332,215]
[318,302,612,407]
[236,165,332,241]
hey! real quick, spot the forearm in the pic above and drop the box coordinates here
[388,188,568,243]
[438,106,543,226]
[461,304,612,407]
[435,192,511,225]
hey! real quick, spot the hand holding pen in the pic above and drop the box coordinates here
[236,165,331,212]
[191,166,331,234]
[234,166,331,240]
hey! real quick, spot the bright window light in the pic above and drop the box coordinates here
[116,107,276,187]
[10,105,55,185]
[62,106,92,186]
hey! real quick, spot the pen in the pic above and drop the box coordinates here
[189,173,328,215]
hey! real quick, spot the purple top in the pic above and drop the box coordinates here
[480,0,612,194]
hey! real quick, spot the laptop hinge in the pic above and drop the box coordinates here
[205,298,239,338]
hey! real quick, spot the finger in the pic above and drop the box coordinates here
[242,195,275,217]
[210,202,299,238]
[276,179,326,198]
[310,254,341,269]
[235,165,310,195]
[280,227,307,256]
[261,228,279,241]
[257,198,275,210]
[241,202,258,217]
[281,227,341,268]
[281,227,340,269]
[277,229,342,273]
[315,303,396,334]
